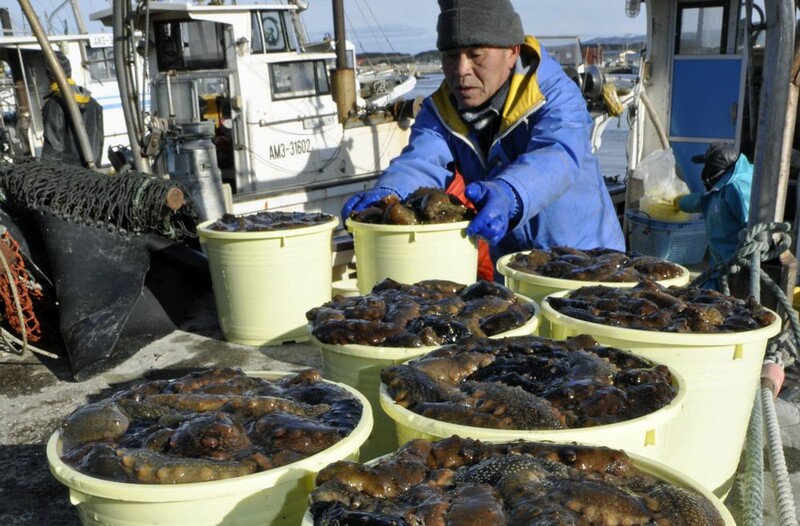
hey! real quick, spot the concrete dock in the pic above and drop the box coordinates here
[1,288,798,525]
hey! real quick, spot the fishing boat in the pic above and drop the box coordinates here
[0,32,133,166]
[89,0,413,225]
[302,38,419,108]
[357,65,417,108]
[602,63,639,91]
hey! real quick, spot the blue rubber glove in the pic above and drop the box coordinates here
[464,180,520,245]
[341,187,399,222]
[672,194,688,213]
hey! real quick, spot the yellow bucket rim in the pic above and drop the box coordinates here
[47,371,373,502]
[541,289,782,345]
[496,252,691,289]
[197,216,339,241]
[308,295,540,359]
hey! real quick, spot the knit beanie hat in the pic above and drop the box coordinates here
[45,51,72,81]
[436,0,525,51]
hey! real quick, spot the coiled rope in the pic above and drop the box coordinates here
[693,221,799,525]
[692,221,800,365]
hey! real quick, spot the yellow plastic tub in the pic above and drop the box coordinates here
[198,216,338,346]
[300,446,735,526]
[496,254,689,336]
[640,194,699,222]
[309,297,540,461]
[379,367,686,464]
[542,290,781,497]
[346,218,478,294]
[46,372,373,526]
[332,278,360,298]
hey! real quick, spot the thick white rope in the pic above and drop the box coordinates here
[762,387,799,526]
[742,389,766,526]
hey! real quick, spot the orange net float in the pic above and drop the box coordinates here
[0,230,43,343]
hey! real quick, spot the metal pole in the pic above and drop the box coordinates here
[68,0,87,34]
[112,0,149,173]
[68,0,89,71]
[773,23,800,224]
[333,0,347,69]
[330,0,356,121]
[288,0,310,47]
[15,47,36,157]
[17,0,96,169]
[0,9,35,156]
[749,0,794,227]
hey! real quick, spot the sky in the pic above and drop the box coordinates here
[5,0,647,55]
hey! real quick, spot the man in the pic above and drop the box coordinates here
[674,143,753,271]
[41,51,104,167]
[342,0,624,278]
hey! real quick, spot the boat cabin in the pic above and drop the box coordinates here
[91,1,412,221]
[0,33,131,166]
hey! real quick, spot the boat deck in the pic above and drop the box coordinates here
[1,288,798,524]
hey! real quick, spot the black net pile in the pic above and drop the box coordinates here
[0,159,199,241]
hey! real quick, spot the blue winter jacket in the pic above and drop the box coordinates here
[372,36,624,261]
[677,155,753,266]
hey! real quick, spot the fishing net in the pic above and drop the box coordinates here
[0,158,206,377]
[0,158,199,240]
[0,228,44,343]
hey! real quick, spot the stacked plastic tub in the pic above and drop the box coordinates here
[308,290,540,461]
[377,337,687,464]
[300,446,736,525]
[302,330,735,525]
[542,289,781,497]
[497,253,690,336]
[197,213,339,346]
[346,217,478,293]
[46,372,373,526]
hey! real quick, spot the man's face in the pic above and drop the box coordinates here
[441,46,519,109]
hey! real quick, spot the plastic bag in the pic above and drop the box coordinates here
[632,149,690,200]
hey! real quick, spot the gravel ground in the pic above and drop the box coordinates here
[1,290,798,525]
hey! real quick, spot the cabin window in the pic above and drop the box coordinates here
[155,20,226,70]
[197,77,231,127]
[269,60,331,100]
[677,3,728,55]
[250,14,264,54]
[86,47,116,81]
[736,2,761,53]
[250,11,299,54]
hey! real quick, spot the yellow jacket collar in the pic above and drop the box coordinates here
[431,36,546,136]
[49,79,92,104]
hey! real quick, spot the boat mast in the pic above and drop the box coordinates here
[69,0,90,70]
[330,0,356,121]
[288,0,310,47]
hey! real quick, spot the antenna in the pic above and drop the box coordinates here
[626,0,641,18]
